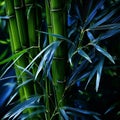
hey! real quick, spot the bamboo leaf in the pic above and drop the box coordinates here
[22,41,61,76]
[2,96,41,120]
[78,49,92,63]
[35,49,50,80]
[89,23,120,30]
[85,66,97,89]
[18,109,45,120]
[87,31,95,41]
[91,8,118,28]
[0,48,28,65]
[93,44,115,64]
[67,72,90,87]
[35,41,60,79]
[60,108,69,120]
[95,58,104,91]
[63,107,100,116]
[0,48,8,61]
[98,29,120,41]
[36,30,74,45]
[84,0,105,27]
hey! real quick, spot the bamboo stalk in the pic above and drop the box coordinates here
[24,0,38,59]
[50,0,67,113]
[13,0,35,98]
[5,0,34,115]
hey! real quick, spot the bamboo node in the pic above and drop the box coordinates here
[57,79,66,84]
[25,3,34,7]
[14,6,24,10]
[51,8,63,12]
[48,25,52,28]
[53,56,65,60]
[8,15,15,19]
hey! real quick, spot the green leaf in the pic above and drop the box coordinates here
[0,48,28,65]
[0,48,8,61]
[78,49,92,63]
[93,44,115,64]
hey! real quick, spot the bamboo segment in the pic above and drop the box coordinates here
[14,0,28,49]
[50,0,67,109]
[24,0,38,58]
[45,1,53,43]
[5,0,34,113]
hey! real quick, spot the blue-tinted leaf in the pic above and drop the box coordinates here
[94,44,115,64]
[78,49,92,63]
[91,8,117,28]
[68,27,77,38]
[68,45,76,67]
[96,58,104,91]
[100,29,120,40]
[63,107,100,116]
[75,4,82,22]
[2,96,41,120]
[68,60,89,85]
[112,15,120,23]
[87,31,95,41]
[89,23,120,30]
[35,49,50,80]
[85,66,97,89]
[84,0,105,27]
[68,72,90,87]
[68,15,76,27]
[60,109,69,120]
[22,41,61,76]
[36,30,74,45]
[18,108,45,120]
[35,41,60,79]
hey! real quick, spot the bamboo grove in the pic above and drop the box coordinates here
[4,0,68,119]
[1,0,120,119]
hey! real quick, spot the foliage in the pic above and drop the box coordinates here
[0,0,120,120]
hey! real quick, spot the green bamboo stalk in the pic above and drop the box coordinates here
[5,0,34,115]
[14,0,28,49]
[13,0,35,98]
[50,0,67,113]
[45,1,52,119]
[24,0,38,59]
[45,0,53,43]
[7,22,24,102]
[24,0,40,96]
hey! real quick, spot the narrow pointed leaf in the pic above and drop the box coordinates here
[60,109,69,120]
[89,23,120,30]
[78,49,92,63]
[2,96,41,120]
[95,59,104,91]
[84,0,105,27]
[91,8,118,28]
[93,44,115,64]
[87,31,95,41]
[85,66,97,89]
